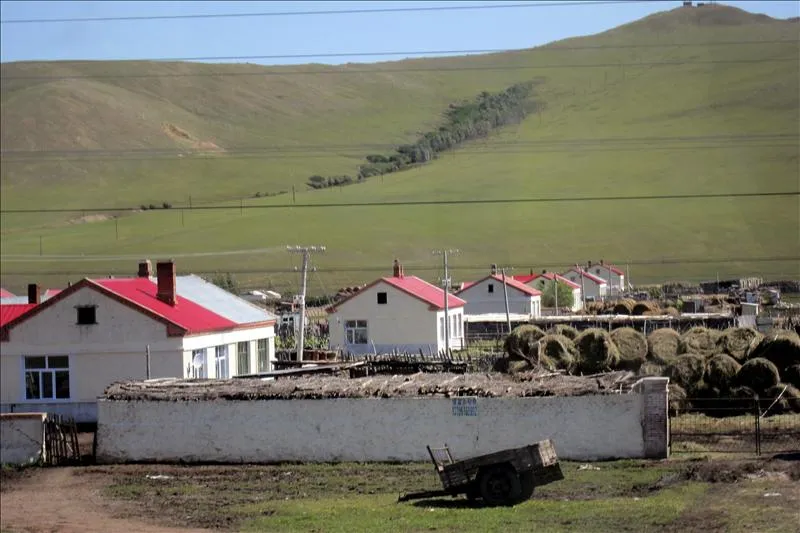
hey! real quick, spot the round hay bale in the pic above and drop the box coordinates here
[735,357,780,394]
[668,383,687,415]
[538,334,578,372]
[747,329,800,372]
[763,384,800,414]
[663,306,680,317]
[705,353,741,392]
[632,301,661,316]
[665,354,705,393]
[679,327,722,356]
[504,325,546,359]
[717,327,763,361]
[574,328,621,374]
[783,364,800,389]
[639,361,665,377]
[612,299,636,315]
[610,327,647,371]
[729,385,759,414]
[546,324,579,340]
[647,328,681,365]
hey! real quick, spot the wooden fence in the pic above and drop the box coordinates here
[43,414,81,466]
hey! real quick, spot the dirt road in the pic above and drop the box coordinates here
[0,468,211,533]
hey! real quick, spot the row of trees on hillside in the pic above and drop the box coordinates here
[306,81,536,190]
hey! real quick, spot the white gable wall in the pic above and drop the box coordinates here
[562,271,607,300]
[457,279,539,317]
[328,281,464,355]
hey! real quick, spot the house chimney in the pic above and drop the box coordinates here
[588,260,593,269]
[27,283,41,305]
[542,269,547,274]
[138,259,152,278]
[600,259,605,266]
[491,264,497,275]
[392,259,404,278]
[156,260,177,306]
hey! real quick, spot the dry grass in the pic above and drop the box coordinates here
[717,327,763,361]
[748,329,800,372]
[574,328,621,374]
[609,327,648,371]
[680,327,723,356]
[705,353,741,391]
[736,357,781,394]
[648,328,681,365]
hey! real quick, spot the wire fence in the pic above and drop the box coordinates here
[669,395,800,455]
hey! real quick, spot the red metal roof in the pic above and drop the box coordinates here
[516,272,581,290]
[562,268,608,285]
[94,278,238,334]
[0,288,15,298]
[381,275,466,309]
[0,304,36,327]
[457,275,542,297]
[597,264,625,276]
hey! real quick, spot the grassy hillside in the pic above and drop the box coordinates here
[1,5,798,293]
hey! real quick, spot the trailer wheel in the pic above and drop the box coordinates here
[478,465,523,506]
[518,471,535,501]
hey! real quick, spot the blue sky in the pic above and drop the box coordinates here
[0,1,797,64]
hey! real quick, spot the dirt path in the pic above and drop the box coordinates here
[0,468,212,533]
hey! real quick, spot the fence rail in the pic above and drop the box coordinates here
[43,414,81,466]
[669,396,800,455]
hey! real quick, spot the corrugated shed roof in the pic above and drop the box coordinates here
[94,278,238,334]
[0,304,36,327]
[175,275,276,324]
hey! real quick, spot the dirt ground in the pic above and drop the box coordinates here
[1,455,798,533]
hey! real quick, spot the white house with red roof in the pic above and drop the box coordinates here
[586,260,626,295]
[326,260,466,355]
[0,260,276,422]
[455,268,543,317]
[514,271,583,313]
[560,266,608,302]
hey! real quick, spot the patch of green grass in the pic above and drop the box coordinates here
[1,6,798,293]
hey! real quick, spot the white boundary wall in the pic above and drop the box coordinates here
[96,378,668,463]
[1,413,47,465]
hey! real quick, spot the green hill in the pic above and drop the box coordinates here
[1,4,798,293]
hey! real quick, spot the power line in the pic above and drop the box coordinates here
[0,1,659,25]
[1,191,797,215]
[3,57,795,81]
[1,255,797,276]
[2,133,795,159]
[7,39,794,64]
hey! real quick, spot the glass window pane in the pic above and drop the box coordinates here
[55,371,70,399]
[48,356,69,368]
[345,320,356,328]
[42,371,54,399]
[25,371,40,400]
[25,356,46,369]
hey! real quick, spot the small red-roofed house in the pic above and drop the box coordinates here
[326,260,466,355]
[514,271,583,313]
[0,260,276,422]
[455,268,543,317]
[588,260,627,295]
[561,266,609,302]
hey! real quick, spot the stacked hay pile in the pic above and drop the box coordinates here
[612,299,636,315]
[717,327,763,361]
[632,301,661,316]
[679,327,722,357]
[500,325,548,373]
[647,328,681,365]
[574,328,621,374]
[609,327,647,371]
[538,334,578,373]
[547,324,579,340]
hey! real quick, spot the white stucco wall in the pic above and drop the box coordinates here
[328,281,464,354]
[562,271,607,300]
[0,413,46,465]
[456,280,539,317]
[96,383,669,464]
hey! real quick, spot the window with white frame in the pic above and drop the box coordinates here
[215,345,229,378]
[345,320,368,344]
[257,338,269,372]
[24,356,70,400]
[190,349,207,378]
[237,341,250,375]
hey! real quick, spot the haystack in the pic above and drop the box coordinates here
[609,327,647,371]
[679,327,722,356]
[763,384,800,414]
[504,325,546,358]
[783,364,800,389]
[647,328,681,365]
[574,328,621,374]
[632,301,661,316]
[538,334,578,373]
[747,329,800,373]
[705,353,741,392]
[668,383,687,415]
[547,324,579,340]
[735,357,780,394]
[665,354,705,394]
[717,327,763,361]
[638,361,665,377]
[612,299,636,315]
[663,307,680,317]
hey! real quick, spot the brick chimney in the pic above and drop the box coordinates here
[490,264,497,275]
[588,260,593,269]
[600,259,605,266]
[392,259,404,278]
[156,260,177,306]
[27,283,41,305]
[138,260,152,278]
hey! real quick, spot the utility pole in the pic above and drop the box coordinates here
[577,263,586,310]
[287,245,326,361]
[553,274,559,315]
[501,267,512,334]
[433,249,460,356]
